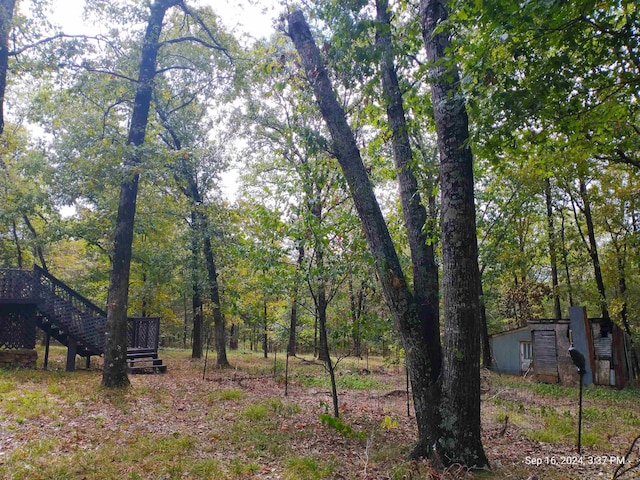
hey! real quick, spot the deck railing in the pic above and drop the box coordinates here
[34,265,106,355]
[0,268,39,302]
[128,317,160,351]
[1,267,161,357]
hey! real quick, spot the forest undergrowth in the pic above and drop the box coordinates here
[0,347,639,479]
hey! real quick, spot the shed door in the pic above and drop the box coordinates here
[519,341,532,373]
[532,330,559,383]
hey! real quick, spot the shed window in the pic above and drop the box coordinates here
[520,341,532,360]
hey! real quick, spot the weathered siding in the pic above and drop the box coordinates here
[532,329,558,383]
[490,326,532,375]
[529,319,575,385]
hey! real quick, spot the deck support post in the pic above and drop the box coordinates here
[43,330,51,370]
[66,338,77,372]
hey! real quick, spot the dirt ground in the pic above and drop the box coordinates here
[1,349,639,479]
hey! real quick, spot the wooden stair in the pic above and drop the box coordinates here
[127,348,167,374]
[1,267,168,374]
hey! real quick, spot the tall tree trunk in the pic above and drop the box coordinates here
[0,0,15,136]
[578,178,609,321]
[203,232,229,367]
[607,226,639,378]
[190,211,203,359]
[560,209,575,306]
[229,323,239,350]
[319,282,339,418]
[263,300,268,359]
[348,275,363,357]
[158,106,229,367]
[287,10,442,462]
[288,243,304,357]
[545,178,562,319]
[376,0,442,381]
[192,294,203,357]
[22,214,47,272]
[182,294,188,349]
[316,264,329,362]
[310,198,330,363]
[479,273,492,367]
[316,246,338,415]
[103,0,181,388]
[420,0,488,469]
[376,0,443,454]
[313,310,318,358]
[10,220,21,268]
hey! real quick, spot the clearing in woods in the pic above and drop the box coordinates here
[0,347,638,479]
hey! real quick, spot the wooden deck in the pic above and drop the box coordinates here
[0,267,167,374]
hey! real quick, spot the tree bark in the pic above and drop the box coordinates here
[287,10,441,462]
[203,232,229,367]
[157,105,229,367]
[310,198,330,363]
[375,0,443,454]
[103,0,181,388]
[376,0,442,379]
[21,214,48,272]
[578,178,609,322]
[229,323,239,350]
[560,209,575,306]
[287,243,304,356]
[348,275,363,357]
[0,0,15,136]
[190,211,203,359]
[545,178,562,319]
[479,275,492,368]
[420,0,488,469]
[263,300,268,359]
[10,220,21,268]
[607,224,639,378]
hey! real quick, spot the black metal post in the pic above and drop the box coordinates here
[577,370,584,453]
[43,330,50,370]
[569,345,586,454]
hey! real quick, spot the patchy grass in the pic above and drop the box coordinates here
[1,347,638,479]
[283,455,335,480]
[295,372,385,390]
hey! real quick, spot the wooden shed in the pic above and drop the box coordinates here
[489,306,631,388]
[489,325,533,376]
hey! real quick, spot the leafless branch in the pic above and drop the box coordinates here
[156,64,197,75]
[9,33,97,56]
[178,3,233,61]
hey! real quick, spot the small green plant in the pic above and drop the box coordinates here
[219,388,244,401]
[381,415,398,430]
[241,398,300,422]
[242,403,270,421]
[283,456,334,480]
[269,398,301,416]
[319,413,366,442]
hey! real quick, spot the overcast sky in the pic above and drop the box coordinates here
[47,0,280,42]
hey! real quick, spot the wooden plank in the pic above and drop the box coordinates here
[533,330,558,382]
